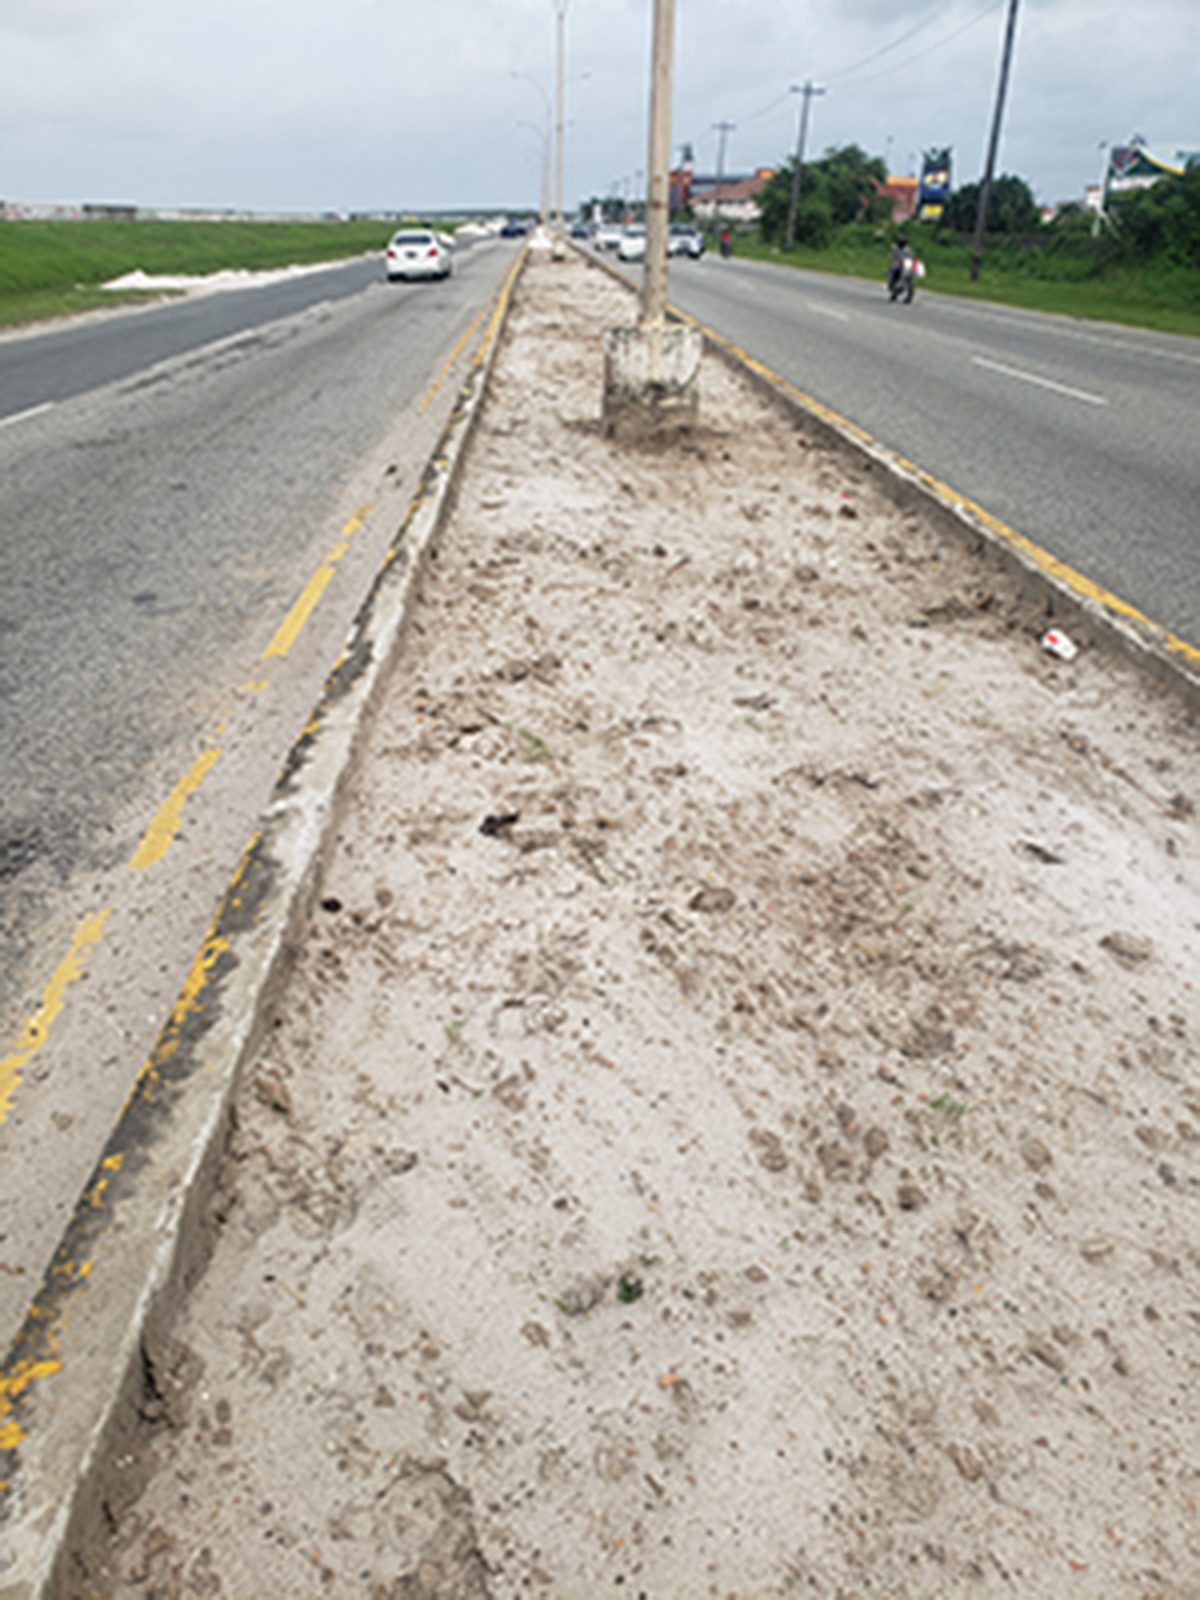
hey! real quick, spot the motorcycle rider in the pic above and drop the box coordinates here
[887,233,910,294]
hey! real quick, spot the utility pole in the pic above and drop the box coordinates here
[643,0,675,328]
[970,0,1021,281]
[711,119,735,238]
[784,81,825,251]
[602,0,700,441]
[554,0,568,229]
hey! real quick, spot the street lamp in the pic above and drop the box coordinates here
[517,120,551,222]
[554,0,568,229]
[510,69,552,224]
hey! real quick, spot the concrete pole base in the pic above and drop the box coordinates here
[602,323,701,442]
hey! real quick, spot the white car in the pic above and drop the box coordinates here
[616,225,646,262]
[668,224,705,259]
[385,229,453,282]
[594,220,624,251]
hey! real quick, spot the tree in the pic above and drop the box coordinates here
[758,144,886,246]
[823,145,888,226]
[943,173,1039,234]
[1111,165,1200,267]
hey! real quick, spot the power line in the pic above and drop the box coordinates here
[676,92,784,174]
[824,0,962,84]
[830,0,1004,92]
[736,90,793,128]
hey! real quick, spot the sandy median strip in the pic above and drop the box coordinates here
[91,249,1198,1597]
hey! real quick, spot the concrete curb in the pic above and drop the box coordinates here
[579,244,1200,712]
[0,244,528,1600]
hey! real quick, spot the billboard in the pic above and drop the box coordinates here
[1105,140,1198,203]
[918,147,952,220]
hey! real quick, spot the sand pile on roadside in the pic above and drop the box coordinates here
[94,249,1199,1598]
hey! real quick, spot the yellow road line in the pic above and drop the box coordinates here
[0,909,111,1125]
[0,1352,63,1452]
[678,307,1200,671]
[260,505,373,662]
[0,257,532,1141]
[473,244,527,372]
[128,745,222,871]
[420,299,494,411]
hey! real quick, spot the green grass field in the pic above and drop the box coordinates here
[0,218,429,329]
[732,228,1200,339]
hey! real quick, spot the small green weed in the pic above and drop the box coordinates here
[929,1092,971,1119]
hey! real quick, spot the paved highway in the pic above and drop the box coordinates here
[0,239,518,1346]
[662,254,1200,649]
[0,256,381,422]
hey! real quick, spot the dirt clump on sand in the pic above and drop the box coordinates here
[93,249,1198,1597]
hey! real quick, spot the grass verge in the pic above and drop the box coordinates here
[0,218,429,331]
[732,230,1200,339]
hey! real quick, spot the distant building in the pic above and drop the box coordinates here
[877,175,918,223]
[689,168,778,228]
[82,202,138,222]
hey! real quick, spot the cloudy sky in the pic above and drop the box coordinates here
[1,0,1196,214]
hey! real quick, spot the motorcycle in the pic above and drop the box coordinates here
[887,248,923,304]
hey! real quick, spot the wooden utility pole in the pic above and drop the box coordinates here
[711,119,735,238]
[642,0,675,327]
[970,0,1021,281]
[785,81,824,251]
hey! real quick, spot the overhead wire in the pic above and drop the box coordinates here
[673,0,1004,179]
[822,0,964,84]
[827,0,1004,92]
[735,90,793,127]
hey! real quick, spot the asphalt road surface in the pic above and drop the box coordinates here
[660,253,1200,649]
[0,238,518,1345]
[0,256,382,422]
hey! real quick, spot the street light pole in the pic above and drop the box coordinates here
[554,0,568,229]
[510,69,552,225]
[517,121,550,223]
